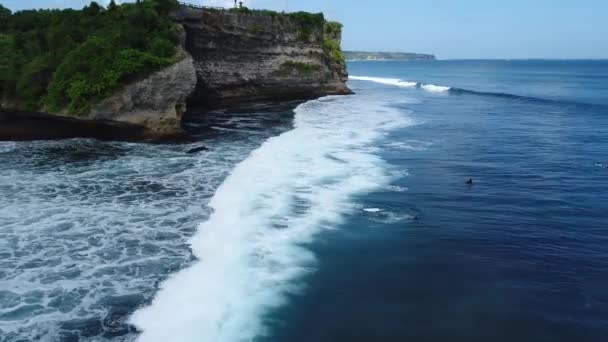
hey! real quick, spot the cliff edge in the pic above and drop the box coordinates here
[0,2,351,140]
[174,6,352,107]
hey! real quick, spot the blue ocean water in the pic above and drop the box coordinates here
[1,60,608,341]
[264,60,608,341]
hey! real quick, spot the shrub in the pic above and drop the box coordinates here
[279,61,321,75]
[0,5,11,32]
[226,7,324,42]
[323,38,345,64]
[149,37,176,58]
[229,6,252,14]
[289,12,324,42]
[324,21,342,37]
[16,55,54,110]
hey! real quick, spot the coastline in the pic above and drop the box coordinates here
[1,4,351,142]
[0,109,149,141]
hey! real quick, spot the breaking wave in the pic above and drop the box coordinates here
[350,75,606,108]
[350,75,450,93]
[0,110,294,342]
[130,94,412,342]
[348,76,418,88]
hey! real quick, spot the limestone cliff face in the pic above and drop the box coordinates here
[2,8,351,141]
[173,7,351,107]
[1,54,196,141]
[87,52,197,137]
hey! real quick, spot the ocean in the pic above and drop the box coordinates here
[1,60,607,341]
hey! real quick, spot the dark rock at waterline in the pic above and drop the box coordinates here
[187,145,209,154]
[0,109,150,141]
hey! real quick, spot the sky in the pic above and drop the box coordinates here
[3,0,608,59]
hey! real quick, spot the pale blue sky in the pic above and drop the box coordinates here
[3,0,608,59]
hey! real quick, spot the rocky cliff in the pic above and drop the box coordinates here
[173,6,351,107]
[87,51,197,138]
[1,5,350,141]
[0,51,197,140]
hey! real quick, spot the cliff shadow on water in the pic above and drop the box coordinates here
[0,109,147,142]
[181,100,305,140]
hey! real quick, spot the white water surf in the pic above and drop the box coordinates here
[130,94,412,342]
[350,75,451,93]
[349,76,418,88]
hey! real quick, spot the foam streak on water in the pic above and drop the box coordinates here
[350,75,451,93]
[130,94,412,342]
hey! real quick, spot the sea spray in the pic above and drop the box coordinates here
[130,94,413,342]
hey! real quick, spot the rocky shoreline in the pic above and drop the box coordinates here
[1,5,352,142]
[0,109,147,141]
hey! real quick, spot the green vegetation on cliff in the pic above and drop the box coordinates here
[324,21,343,37]
[0,0,180,115]
[226,5,345,63]
[228,6,325,42]
[279,61,321,75]
[322,21,345,65]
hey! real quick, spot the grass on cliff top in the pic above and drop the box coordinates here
[0,0,180,115]
[227,6,345,65]
[228,6,325,42]
[228,6,324,25]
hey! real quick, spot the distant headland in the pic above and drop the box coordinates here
[345,51,436,61]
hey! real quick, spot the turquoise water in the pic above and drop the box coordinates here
[1,60,608,341]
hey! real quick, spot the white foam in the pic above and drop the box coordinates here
[350,76,451,93]
[0,142,17,153]
[363,208,382,213]
[130,94,412,342]
[369,211,413,224]
[385,140,434,151]
[420,84,451,92]
[384,185,408,192]
[0,115,283,340]
[349,76,417,88]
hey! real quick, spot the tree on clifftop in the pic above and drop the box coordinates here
[108,0,118,11]
[151,0,179,15]
[83,2,103,16]
[0,5,11,31]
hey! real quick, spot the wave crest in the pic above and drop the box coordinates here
[130,95,412,342]
[350,75,605,108]
[350,75,450,93]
